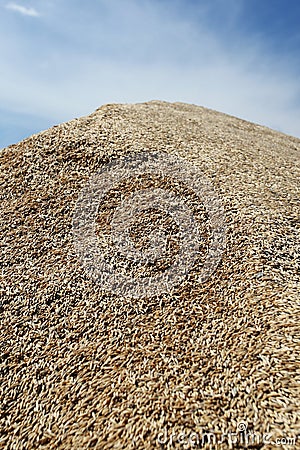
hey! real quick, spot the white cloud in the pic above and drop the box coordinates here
[0,0,300,140]
[5,2,40,17]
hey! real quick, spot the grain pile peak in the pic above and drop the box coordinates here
[1,101,299,449]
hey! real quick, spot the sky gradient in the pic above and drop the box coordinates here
[1,0,300,149]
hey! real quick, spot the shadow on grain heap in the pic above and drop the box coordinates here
[1,101,299,449]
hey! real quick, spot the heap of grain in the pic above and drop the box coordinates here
[1,101,299,449]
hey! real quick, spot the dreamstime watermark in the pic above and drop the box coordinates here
[157,422,297,448]
[72,151,226,298]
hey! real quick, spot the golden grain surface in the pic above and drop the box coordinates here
[0,101,299,449]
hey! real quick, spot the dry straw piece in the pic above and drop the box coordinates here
[1,101,299,449]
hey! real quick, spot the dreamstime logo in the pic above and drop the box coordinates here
[157,421,297,447]
[72,151,226,298]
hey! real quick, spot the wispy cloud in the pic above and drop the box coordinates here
[5,2,40,17]
[0,0,300,149]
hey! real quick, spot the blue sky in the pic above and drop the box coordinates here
[1,0,300,149]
